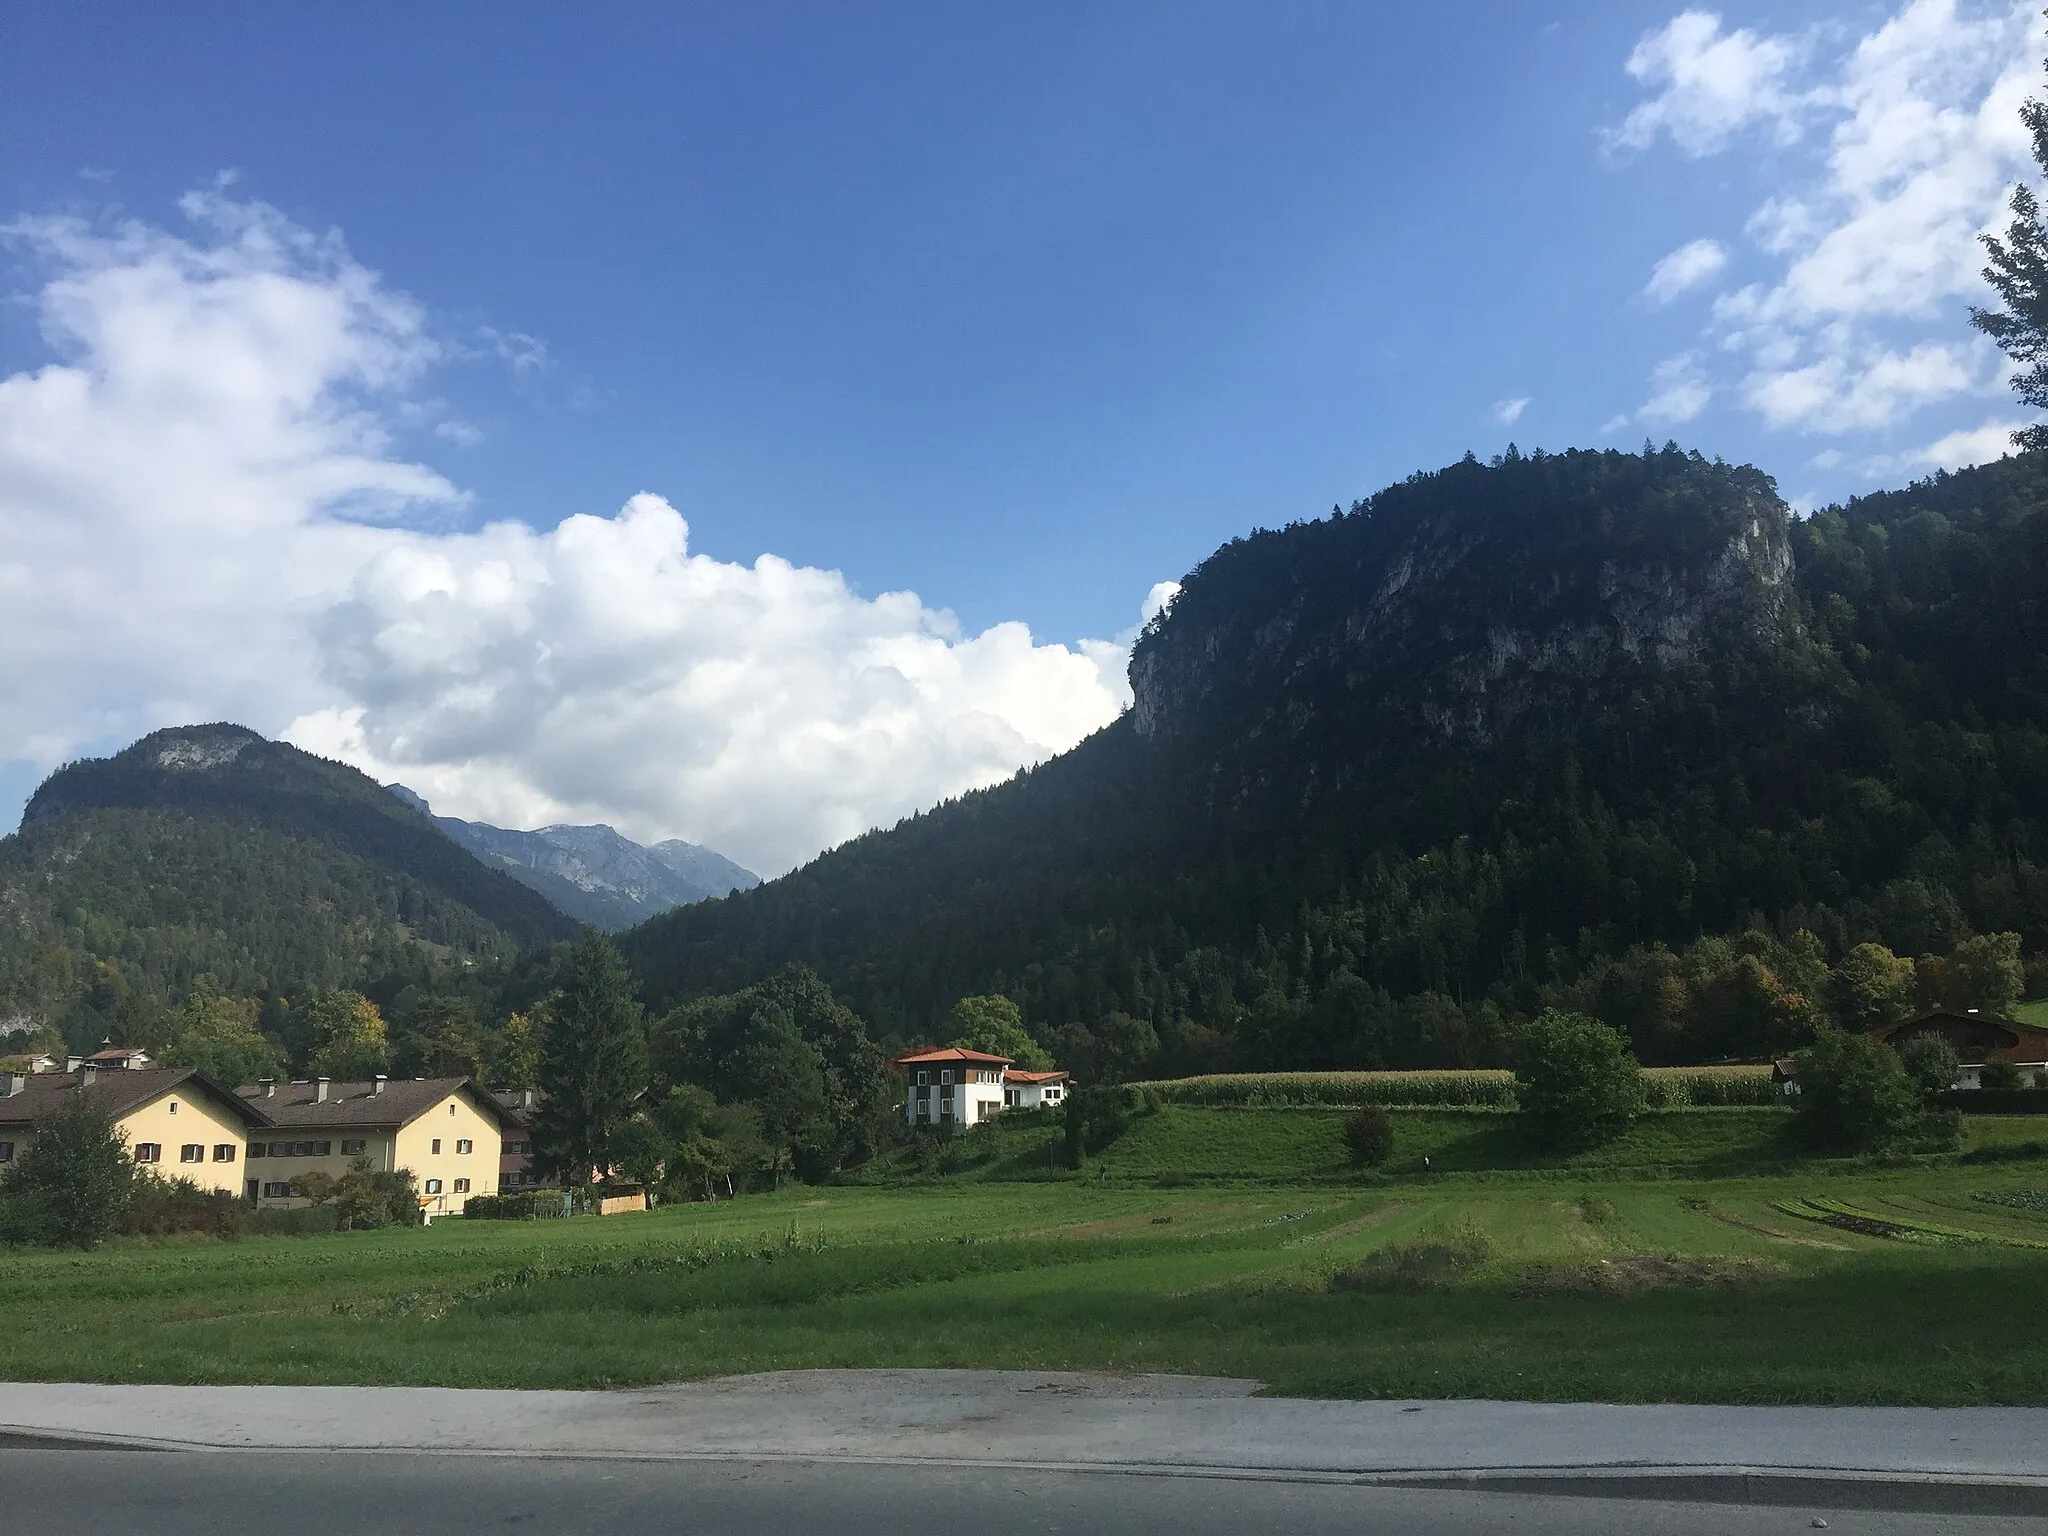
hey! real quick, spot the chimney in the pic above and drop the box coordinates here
[520,1088,535,1109]
[259,1077,275,1099]
[315,1077,330,1103]
[372,1074,387,1096]
[65,1056,81,1074]
[3,1073,24,1099]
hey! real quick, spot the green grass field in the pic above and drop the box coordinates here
[6,1108,2048,1405]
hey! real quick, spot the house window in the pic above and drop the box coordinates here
[453,1178,470,1194]
[262,1181,291,1198]
[180,1144,204,1163]
[212,1144,236,1162]
[456,1139,472,1155]
[341,1139,365,1156]
[247,1142,265,1159]
[940,1070,952,1085]
[134,1143,161,1163]
[448,1104,456,1115]
[424,1178,443,1195]
[431,1138,442,1155]
[0,1142,13,1163]
[168,1101,178,1115]
[916,1070,928,1086]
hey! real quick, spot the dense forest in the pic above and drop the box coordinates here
[620,447,2048,1075]
[0,725,576,1051]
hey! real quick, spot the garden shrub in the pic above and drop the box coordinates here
[122,1173,246,1238]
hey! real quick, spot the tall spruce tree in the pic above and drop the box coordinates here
[531,933,648,1187]
[1972,60,2048,450]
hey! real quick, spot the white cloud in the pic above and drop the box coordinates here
[1862,414,2026,474]
[1645,237,1728,303]
[1614,0,2043,440]
[1492,396,1530,424]
[1610,11,1807,156]
[1623,352,1713,427]
[0,195,1142,876]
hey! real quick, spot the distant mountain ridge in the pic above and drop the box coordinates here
[387,786,758,933]
[1,724,579,1044]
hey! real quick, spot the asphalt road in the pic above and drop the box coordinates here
[2,1450,2043,1536]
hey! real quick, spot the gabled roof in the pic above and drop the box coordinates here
[235,1077,511,1131]
[1872,1008,2048,1064]
[1004,1069,1069,1084]
[85,1047,151,1066]
[891,1047,1013,1068]
[0,1067,268,1130]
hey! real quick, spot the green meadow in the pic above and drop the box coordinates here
[6,1105,2048,1405]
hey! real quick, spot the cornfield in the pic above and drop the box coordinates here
[1127,1064,1780,1110]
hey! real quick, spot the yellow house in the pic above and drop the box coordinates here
[234,1075,509,1217]
[0,1066,266,1194]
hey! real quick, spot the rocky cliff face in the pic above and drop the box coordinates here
[1129,448,1801,757]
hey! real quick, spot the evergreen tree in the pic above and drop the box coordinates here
[531,933,648,1187]
[1972,73,2048,450]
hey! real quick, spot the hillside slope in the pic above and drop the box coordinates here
[0,725,578,1045]
[620,446,2048,1069]
[387,786,759,932]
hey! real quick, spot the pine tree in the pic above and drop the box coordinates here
[531,933,648,1188]
[1971,76,2048,450]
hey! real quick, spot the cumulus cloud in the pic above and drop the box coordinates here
[1492,396,1530,425]
[1862,415,2027,475]
[1613,0,2043,440]
[1610,11,1807,156]
[1644,237,1728,303]
[0,195,1143,875]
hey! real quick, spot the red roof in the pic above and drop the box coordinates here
[891,1047,1013,1067]
[1004,1069,1068,1084]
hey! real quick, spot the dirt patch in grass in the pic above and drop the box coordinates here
[1707,1208,1852,1251]
[1287,1204,1410,1247]
[1512,1255,1781,1296]
[1034,1203,1242,1240]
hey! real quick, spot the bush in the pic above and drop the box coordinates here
[1343,1105,1395,1165]
[1979,1061,2027,1092]
[122,1174,246,1238]
[1793,1028,1921,1153]
[1898,1033,1962,1100]
[1513,1011,1648,1152]
[248,1204,341,1236]
[463,1191,568,1221]
[1063,1084,1137,1167]
[0,1096,136,1248]
[1331,1231,1491,1293]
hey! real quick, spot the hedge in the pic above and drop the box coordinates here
[1939,1088,2048,1116]
[463,1191,570,1221]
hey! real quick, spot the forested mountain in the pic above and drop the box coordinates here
[621,446,2048,1074]
[0,725,578,1048]
[387,785,759,932]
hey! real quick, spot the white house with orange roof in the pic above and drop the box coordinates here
[1002,1068,1069,1110]
[893,1047,1012,1130]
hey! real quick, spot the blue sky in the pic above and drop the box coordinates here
[0,2,2038,871]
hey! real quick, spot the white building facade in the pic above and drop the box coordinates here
[898,1048,1010,1131]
